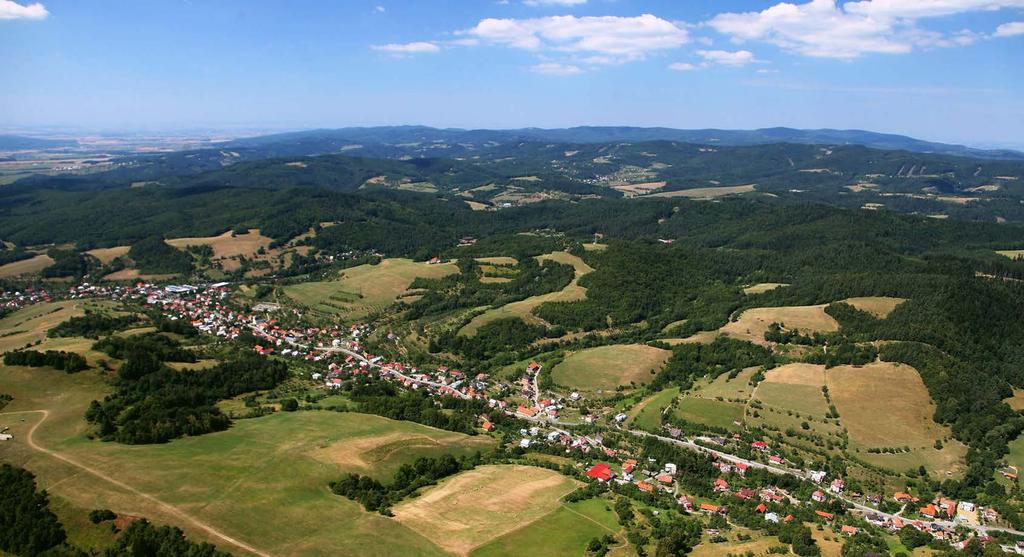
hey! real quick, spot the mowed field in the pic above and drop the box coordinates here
[0,300,115,353]
[285,258,458,319]
[85,246,130,265]
[0,365,496,557]
[460,252,593,336]
[471,497,619,557]
[719,305,839,345]
[551,344,671,392]
[742,283,789,295]
[393,464,580,556]
[166,230,273,271]
[839,296,906,318]
[627,387,680,430]
[673,368,757,430]
[0,253,54,278]
[649,184,756,199]
[825,362,965,475]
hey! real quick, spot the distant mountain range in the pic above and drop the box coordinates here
[227,125,1024,161]
[0,134,79,150]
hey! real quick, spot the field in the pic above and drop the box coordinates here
[0,364,495,557]
[719,305,839,345]
[471,497,620,557]
[392,464,579,556]
[0,300,96,353]
[460,252,593,336]
[550,344,671,392]
[649,184,757,199]
[285,258,458,319]
[474,256,517,266]
[690,527,789,557]
[997,250,1024,259]
[825,362,965,475]
[1005,388,1024,411]
[627,387,680,430]
[166,230,273,271]
[839,296,906,318]
[743,282,789,295]
[0,253,53,277]
[673,397,745,430]
[85,245,130,264]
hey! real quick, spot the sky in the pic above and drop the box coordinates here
[0,0,1022,147]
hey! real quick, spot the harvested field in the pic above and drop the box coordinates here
[471,497,619,557]
[551,344,670,392]
[612,181,666,197]
[474,256,517,266]
[582,243,608,251]
[719,305,838,345]
[85,246,129,265]
[660,331,719,345]
[1005,388,1024,411]
[392,465,579,556]
[0,254,53,278]
[0,300,87,353]
[693,367,760,401]
[650,184,756,199]
[310,430,492,477]
[673,397,744,430]
[997,250,1024,259]
[743,283,789,295]
[101,269,175,281]
[627,387,680,430]
[167,230,273,271]
[839,297,906,318]
[465,201,491,211]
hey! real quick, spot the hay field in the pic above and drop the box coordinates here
[826,362,965,475]
[0,364,490,557]
[471,497,619,557]
[1005,388,1024,411]
[392,465,579,556]
[309,429,492,479]
[719,305,838,345]
[755,363,830,417]
[690,528,787,557]
[692,367,759,401]
[997,250,1024,259]
[743,283,789,295]
[0,254,54,277]
[650,184,756,199]
[0,300,87,353]
[612,181,666,197]
[285,258,458,319]
[839,297,906,318]
[627,387,680,430]
[582,243,608,251]
[660,331,719,345]
[460,252,592,336]
[474,256,517,266]
[551,344,670,392]
[85,246,130,265]
[166,230,273,271]
[673,397,744,430]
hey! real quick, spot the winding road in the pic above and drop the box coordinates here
[0,409,272,557]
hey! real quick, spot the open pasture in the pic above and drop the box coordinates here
[470,497,619,557]
[0,300,90,353]
[85,245,130,264]
[285,258,458,319]
[551,344,670,392]
[0,253,54,277]
[719,305,838,345]
[393,464,579,556]
[672,397,744,430]
[166,229,273,271]
[627,387,680,430]
[650,184,756,199]
[460,251,592,336]
[838,296,906,318]
[743,283,789,295]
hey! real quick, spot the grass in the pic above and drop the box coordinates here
[649,184,757,199]
[0,365,493,557]
[826,362,965,476]
[742,283,789,295]
[689,527,789,557]
[393,464,580,556]
[1005,388,1024,411]
[471,497,620,557]
[692,367,759,401]
[459,252,593,336]
[166,230,273,272]
[85,246,130,265]
[839,297,906,318]
[672,397,744,431]
[551,344,671,392]
[997,433,1024,486]
[996,250,1024,259]
[719,305,839,345]
[285,258,458,320]
[0,300,90,353]
[474,256,518,266]
[0,254,54,278]
[627,387,680,430]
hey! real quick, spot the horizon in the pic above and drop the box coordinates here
[1,0,1022,148]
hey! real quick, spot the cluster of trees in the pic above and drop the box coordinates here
[103,519,230,557]
[48,312,138,338]
[651,338,774,391]
[432,317,561,366]
[128,236,193,275]
[340,377,484,434]
[3,349,88,373]
[41,248,91,279]
[93,332,196,363]
[330,452,481,514]
[0,464,69,556]
[85,353,289,444]
[803,343,878,368]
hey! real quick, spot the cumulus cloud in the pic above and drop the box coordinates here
[0,0,47,20]
[994,20,1024,36]
[524,0,587,5]
[668,62,699,71]
[697,49,759,66]
[530,62,584,75]
[370,41,441,54]
[708,0,1024,58]
[461,14,688,64]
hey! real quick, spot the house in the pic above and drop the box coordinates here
[519,439,531,449]
[769,455,785,465]
[655,474,674,485]
[517,405,539,418]
[751,441,769,452]
[481,419,494,432]
[921,504,938,518]
[810,470,827,483]
[815,510,835,521]
[713,478,730,492]
[939,498,957,517]
[527,361,541,372]
[586,464,614,482]
[664,463,677,476]
[841,525,859,537]
[812,490,827,503]
[765,512,780,523]
[894,492,915,503]
[735,463,749,476]
[699,503,725,515]
[623,459,638,473]
[0,433,12,441]
[636,480,655,494]
[784,514,794,523]
[984,507,1000,521]
[830,478,845,494]
[678,496,694,511]
[755,503,767,514]
[735,488,756,500]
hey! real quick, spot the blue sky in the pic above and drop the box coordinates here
[1,0,1022,147]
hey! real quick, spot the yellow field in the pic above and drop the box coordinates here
[997,250,1024,259]
[0,254,54,277]
[660,331,719,345]
[459,252,592,336]
[474,256,517,266]
[166,230,273,271]
[582,243,608,251]
[756,364,830,417]
[309,430,493,476]
[0,301,87,353]
[611,181,666,197]
[690,528,789,557]
[719,305,838,345]
[839,297,906,318]
[85,246,130,264]
[826,362,965,475]
[551,343,670,392]
[284,258,458,319]
[464,200,491,211]
[743,283,789,295]
[392,465,579,556]
[101,269,176,281]
[1005,388,1024,411]
[650,184,756,199]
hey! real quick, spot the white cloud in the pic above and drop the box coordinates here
[523,0,587,5]
[994,20,1024,36]
[708,0,1024,58]
[374,5,385,13]
[370,41,441,54]
[697,49,759,66]
[668,62,699,71]
[0,0,47,20]
[462,14,689,64]
[530,62,584,74]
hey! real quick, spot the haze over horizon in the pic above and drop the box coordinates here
[1,0,1022,148]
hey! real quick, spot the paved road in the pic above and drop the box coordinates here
[0,410,272,557]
